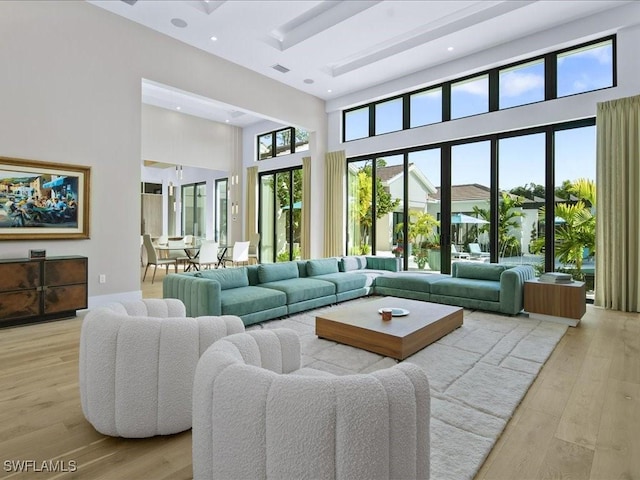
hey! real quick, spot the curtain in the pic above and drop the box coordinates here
[595,94,640,311]
[246,166,258,241]
[301,156,311,259]
[324,150,346,257]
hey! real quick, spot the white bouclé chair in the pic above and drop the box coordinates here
[192,328,431,480]
[79,299,244,438]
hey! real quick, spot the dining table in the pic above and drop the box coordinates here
[156,241,201,272]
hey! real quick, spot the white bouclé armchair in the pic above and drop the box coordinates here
[192,328,431,480]
[79,298,244,438]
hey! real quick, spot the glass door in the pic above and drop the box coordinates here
[407,149,441,271]
[215,178,228,246]
[259,167,302,263]
[181,182,206,237]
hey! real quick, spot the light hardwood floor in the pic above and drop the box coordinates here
[0,269,637,480]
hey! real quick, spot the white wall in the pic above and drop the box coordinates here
[0,1,326,307]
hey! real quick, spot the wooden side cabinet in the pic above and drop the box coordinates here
[0,256,87,327]
[524,278,586,327]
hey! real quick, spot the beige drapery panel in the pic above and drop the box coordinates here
[246,166,259,241]
[595,94,640,311]
[324,150,346,257]
[301,156,311,259]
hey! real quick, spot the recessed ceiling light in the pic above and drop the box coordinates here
[447,46,454,52]
[176,106,181,110]
[303,79,314,84]
[171,18,188,28]
[327,89,332,93]
[225,119,230,123]
[210,36,218,41]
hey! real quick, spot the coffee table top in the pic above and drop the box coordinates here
[316,296,463,338]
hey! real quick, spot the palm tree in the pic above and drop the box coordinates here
[472,192,525,258]
[554,178,595,272]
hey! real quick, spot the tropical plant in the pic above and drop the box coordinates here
[554,178,595,272]
[473,192,525,257]
[396,211,440,249]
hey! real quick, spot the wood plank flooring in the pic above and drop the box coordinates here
[0,269,637,479]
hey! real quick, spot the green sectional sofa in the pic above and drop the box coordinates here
[162,256,533,326]
[163,257,399,326]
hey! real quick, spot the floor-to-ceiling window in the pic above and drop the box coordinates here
[374,155,404,257]
[407,149,441,272]
[451,141,492,261]
[181,182,206,237]
[347,159,373,255]
[215,178,228,245]
[259,167,302,263]
[498,132,546,269]
[554,125,596,291]
[345,120,596,288]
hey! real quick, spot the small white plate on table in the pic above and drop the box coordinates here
[378,308,410,317]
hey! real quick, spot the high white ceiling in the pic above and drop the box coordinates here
[88,0,630,126]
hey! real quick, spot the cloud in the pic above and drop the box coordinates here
[453,77,488,95]
[500,71,544,97]
[557,43,612,66]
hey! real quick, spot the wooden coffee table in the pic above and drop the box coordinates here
[315,297,463,360]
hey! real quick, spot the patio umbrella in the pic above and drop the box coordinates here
[451,213,489,224]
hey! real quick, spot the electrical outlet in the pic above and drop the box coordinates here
[99,274,106,284]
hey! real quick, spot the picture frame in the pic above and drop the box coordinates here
[0,156,91,240]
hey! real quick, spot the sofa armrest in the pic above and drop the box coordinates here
[365,256,400,272]
[500,265,536,314]
[163,275,222,317]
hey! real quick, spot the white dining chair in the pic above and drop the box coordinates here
[142,233,178,284]
[188,241,219,271]
[223,241,250,267]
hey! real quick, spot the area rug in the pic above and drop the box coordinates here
[247,298,568,480]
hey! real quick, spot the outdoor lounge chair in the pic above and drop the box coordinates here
[451,244,470,260]
[468,243,490,259]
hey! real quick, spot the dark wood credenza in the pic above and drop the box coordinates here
[0,256,88,327]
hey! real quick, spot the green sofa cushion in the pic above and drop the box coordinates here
[339,256,367,272]
[258,262,299,283]
[365,256,400,272]
[430,278,501,302]
[260,278,335,304]
[246,264,260,286]
[312,273,366,293]
[454,262,509,282]
[220,286,286,317]
[307,258,339,276]
[194,268,248,290]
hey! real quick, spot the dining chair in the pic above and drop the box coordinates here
[223,241,250,267]
[188,241,219,271]
[142,233,178,284]
[167,239,190,270]
[248,232,260,264]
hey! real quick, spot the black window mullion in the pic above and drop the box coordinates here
[403,152,409,270]
[440,145,452,274]
[442,83,451,122]
[488,70,499,112]
[369,105,375,138]
[545,53,557,100]
[545,127,555,272]
[371,157,377,254]
[402,95,411,131]
[490,137,499,263]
